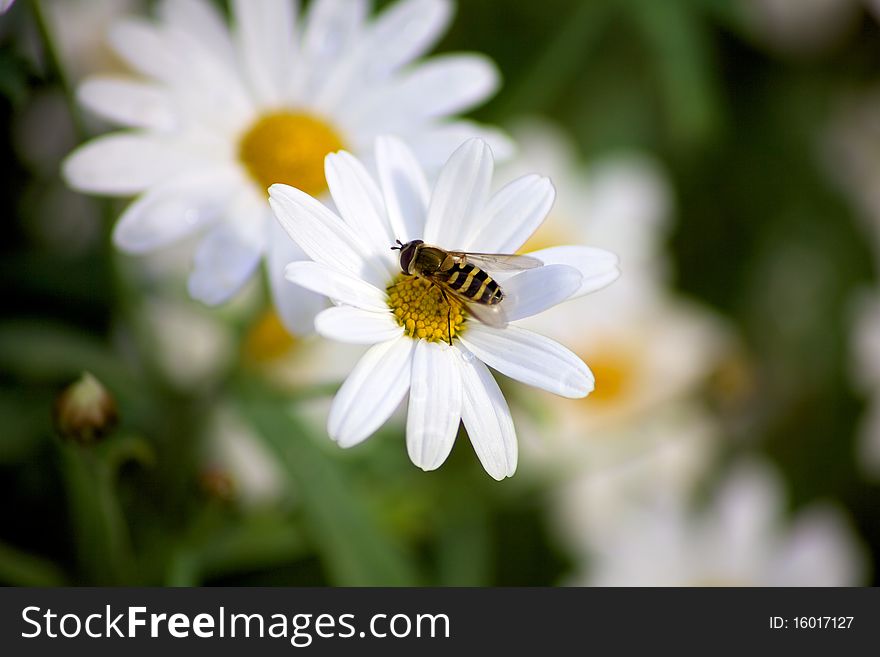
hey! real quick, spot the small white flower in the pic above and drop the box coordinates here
[268,137,620,479]
[569,459,867,586]
[62,0,509,330]
[1,0,15,14]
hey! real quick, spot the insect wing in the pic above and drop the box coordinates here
[443,286,508,328]
[449,251,543,272]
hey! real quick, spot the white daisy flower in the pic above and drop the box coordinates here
[268,137,620,479]
[570,459,867,586]
[62,0,509,330]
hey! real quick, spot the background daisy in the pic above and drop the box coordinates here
[62,0,509,332]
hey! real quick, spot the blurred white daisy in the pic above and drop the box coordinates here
[268,137,620,479]
[499,121,727,471]
[62,0,508,331]
[850,289,880,476]
[569,459,867,586]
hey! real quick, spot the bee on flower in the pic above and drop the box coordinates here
[269,136,620,479]
[62,0,510,334]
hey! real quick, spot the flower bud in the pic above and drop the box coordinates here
[53,372,118,444]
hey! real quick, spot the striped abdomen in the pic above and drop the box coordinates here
[440,263,503,305]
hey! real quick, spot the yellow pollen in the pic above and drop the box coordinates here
[386,274,466,343]
[238,111,345,195]
[242,309,297,364]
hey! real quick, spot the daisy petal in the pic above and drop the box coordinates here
[350,55,499,133]
[459,323,593,398]
[62,134,186,196]
[113,169,238,254]
[325,151,396,270]
[188,223,263,305]
[77,77,176,131]
[502,264,583,321]
[424,138,494,246]
[457,349,517,480]
[315,306,403,344]
[296,0,367,97]
[158,0,235,66]
[267,218,326,336]
[367,0,452,74]
[375,136,430,243]
[233,0,297,105]
[468,175,555,253]
[269,183,388,286]
[108,19,178,82]
[284,261,388,311]
[407,341,461,471]
[526,246,620,299]
[405,120,514,170]
[329,337,415,447]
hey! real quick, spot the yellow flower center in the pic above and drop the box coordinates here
[580,345,638,405]
[238,111,345,195]
[242,309,297,364]
[386,274,466,343]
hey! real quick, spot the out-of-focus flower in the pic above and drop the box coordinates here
[62,0,509,336]
[551,403,719,541]
[202,407,286,508]
[1,1,15,15]
[567,460,868,586]
[742,0,861,55]
[269,137,619,479]
[134,297,235,391]
[54,372,119,444]
[826,88,880,252]
[500,121,727,471]
[850,290,880,476]
[45,0,143,83]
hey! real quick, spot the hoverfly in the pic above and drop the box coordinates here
[391,239,543,345]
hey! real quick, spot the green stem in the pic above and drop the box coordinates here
[29,0,87,139]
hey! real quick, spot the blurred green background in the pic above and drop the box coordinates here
[1,0,878,586]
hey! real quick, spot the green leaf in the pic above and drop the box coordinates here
[237,383,421,586]
[0,540,68,586]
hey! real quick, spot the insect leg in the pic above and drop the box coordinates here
[436,286,453,346]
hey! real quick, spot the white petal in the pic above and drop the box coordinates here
[188,223,263,305]
[328,337,415,447]
[374,136,430,243]
[269,183,389,287]
[423,138,494,246]
[405,121,515,170]
[62,133,187,196]
[310,0,451,110]
[233,0,297,105]
[108,19,178,82]
[468,175,555,253]
[113,169,239,254]
[284,261,388,311]
[526,245,620,299]
[407,341,461,471]
[325,151,396,272]
[459,324,593,398]
[158,0,235,66]
[315,306,402,344]
[366,0,451,73]
[502,264,583,321]
[267,218,326,336]
[77,77,176,131]
[295,0,368,98]
[348,55,499,133]
[457,349,517,480]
